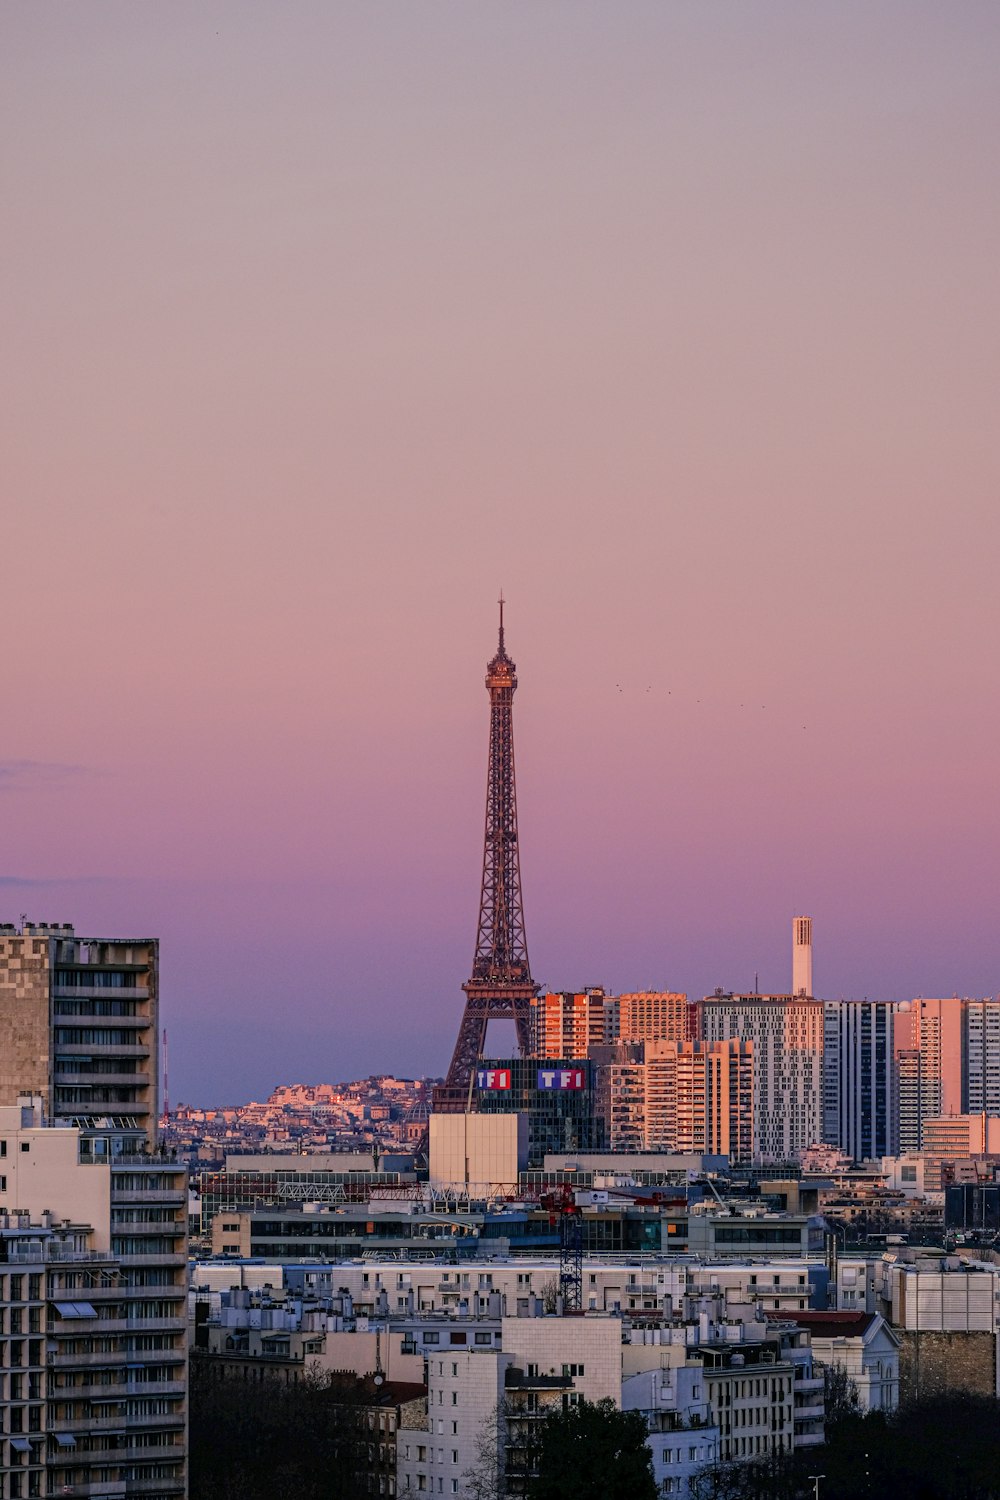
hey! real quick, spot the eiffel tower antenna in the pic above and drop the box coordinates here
[442,600,539,1093]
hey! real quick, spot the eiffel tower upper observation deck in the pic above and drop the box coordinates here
[442,600,540,1095]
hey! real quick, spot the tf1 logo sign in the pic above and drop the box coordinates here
[476,1068,511,1090]
[537,1068,586,1090]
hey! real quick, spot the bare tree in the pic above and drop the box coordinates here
[461,1401,508,1500]
[539,1276,560,1313]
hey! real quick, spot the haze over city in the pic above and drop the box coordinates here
[4,2,1000,1100]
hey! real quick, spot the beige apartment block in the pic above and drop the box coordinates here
[0,921,160,1149]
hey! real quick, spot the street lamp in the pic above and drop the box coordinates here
[808,1477,824,1500]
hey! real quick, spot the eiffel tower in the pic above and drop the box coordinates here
[438,599,539,1104]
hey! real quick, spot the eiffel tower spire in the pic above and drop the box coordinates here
[444,600,539,1090]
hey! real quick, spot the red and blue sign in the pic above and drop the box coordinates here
[536,1068,586,1090]
[476,1068,511,1090]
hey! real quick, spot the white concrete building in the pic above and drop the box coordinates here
[778,1310,900,1411]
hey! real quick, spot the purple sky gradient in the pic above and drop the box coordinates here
[3,4,999,1100]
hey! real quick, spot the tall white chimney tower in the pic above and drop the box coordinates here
[792,915,813,996]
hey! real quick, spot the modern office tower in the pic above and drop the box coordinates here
[822,1002,896,1162]
[0,1097,188,1500]
[0,922,159,1148]
[962,998,1000,1115]
[792,916,813,996]
[645,1040,754,1162]
[471,1058,603,1165]
[699,994,824,1163]
[529,989,608,1058]
[612,991,688,1044]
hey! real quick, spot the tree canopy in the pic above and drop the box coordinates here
[527,1397,658,1500]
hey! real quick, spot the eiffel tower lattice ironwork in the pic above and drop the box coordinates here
[444,599,539,1091]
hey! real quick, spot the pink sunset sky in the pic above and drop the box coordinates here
[3,3,999,1101]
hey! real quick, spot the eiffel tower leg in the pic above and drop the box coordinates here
[445,1003,489,1091]
[513,1008,532,1058]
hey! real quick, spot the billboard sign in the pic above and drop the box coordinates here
[536,1068,586,1090]
[476,1068,511,1090]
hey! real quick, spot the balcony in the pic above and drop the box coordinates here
[122,1412,188,1433]
[57,1040,151,1055]
[121,1379,186,1397]
[505,1370,572,1392]
[88,1316,187,1333]
[49,1350,128,1368]
[57,1071,151,1088]
[122,1476,185,1495]
[53,985,150,1000]
[112,1190,187,1205]
[117,1347,185,1366]
[112,1252,187,1267]
[52,1483,127,1499]
[795,1402,825,1422]
[110,1220,184,1237]
[51,1414,131,1433]
[4,1245,115,1265]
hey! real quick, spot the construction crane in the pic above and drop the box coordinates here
[540,1185,583,1312]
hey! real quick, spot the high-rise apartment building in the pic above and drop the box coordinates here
[611,991,688,1045]
[895,1046,922,1153]
[792,917,813,997]
[528,990,608,1058]
[592,1043,647,1153]
[645,1040,754,1162]
[823,1001,896,1162]
[913,998,963,1122]
[0,1097,187,1499]
[0,922,159,1148]
[698,994,824,1163]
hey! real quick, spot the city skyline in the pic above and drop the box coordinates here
[4,4,1000,1100]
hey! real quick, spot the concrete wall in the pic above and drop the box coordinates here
[429,1112,528,1186]
[898,1330,998,1401]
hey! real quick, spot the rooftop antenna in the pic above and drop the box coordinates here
[498,589,505,652]
[162,1028,169,1122]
